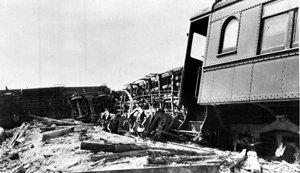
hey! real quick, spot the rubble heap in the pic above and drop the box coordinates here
[0,117,299,173]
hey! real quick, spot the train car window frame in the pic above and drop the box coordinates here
[292,10,298,48]
[190,33,206,61]
[218,16,239,56]
[259,12,290,54]
[259,0,298,54]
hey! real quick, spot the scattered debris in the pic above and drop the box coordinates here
[0,119,299,173]
[7,122,30,148]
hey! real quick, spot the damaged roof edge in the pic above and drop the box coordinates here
[190,0,242,21]
[190,6,212,21]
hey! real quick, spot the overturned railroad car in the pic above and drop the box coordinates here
[67,85,114,122]
[0,89,26,129]
[110,67,191,139]
[180,0,299,161]
[0,86,113,128]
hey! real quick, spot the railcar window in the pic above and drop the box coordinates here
[292,11,298,47]
[219,18,239,53]
[260,13,289,53]
[190,33,206,61]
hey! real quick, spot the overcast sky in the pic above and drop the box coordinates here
[0,0,214,90]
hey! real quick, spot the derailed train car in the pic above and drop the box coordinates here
[98,67,200,140]
[180,0,299,162]
[0,86,113,128]
[94,66,205,141]
[0,89,26,129]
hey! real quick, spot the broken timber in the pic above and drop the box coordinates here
[39,126,56,132]
[7,122,30,148]
[81,141,147,153]
[147,155,219,164]
[91,149,202,162]
[62,164,220,173]
[29,114,83,126]
[81,141,213,156]
[42,126,74,141]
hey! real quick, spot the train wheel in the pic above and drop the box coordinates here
[115,90,134,115]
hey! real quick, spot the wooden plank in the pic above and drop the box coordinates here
[91,149,190,162]
[7,122,30,148]
[29,114,81,126]
[81,141,149,153]
[81,141,214,156]
[42,126,74,140]
[147,155,218,164]
[62,164,220,173]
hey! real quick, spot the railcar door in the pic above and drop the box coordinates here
[179,14,210,106]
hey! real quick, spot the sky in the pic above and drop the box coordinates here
[0,0,214,90]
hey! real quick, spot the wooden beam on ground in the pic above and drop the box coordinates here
[147,155,218,164]
[81,141,149,153]
[91,149,186,162]
[81,141,214,156]
[29,114,82,126]
[62,164,220,173]
[40,126,56,132]
[42,126,74,141]
[92,130,215,155]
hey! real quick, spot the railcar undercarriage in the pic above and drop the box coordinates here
[200,101,299,163]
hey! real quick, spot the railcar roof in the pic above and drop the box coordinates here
[191,0,241,20]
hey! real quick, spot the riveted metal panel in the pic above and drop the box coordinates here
[237,5,261,58]
[205,16,241,66]
[198,71,215,104]
[202,48,298,72]
[212,0,263,22]
[250,58,286,100]
[231,64,253,101]
[205,20,221,66]
[282,55,299,98]
[210,68,235,102]
[198,15,212,104]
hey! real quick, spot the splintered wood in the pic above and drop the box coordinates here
[0,119,299,173]
[7,122,30,148]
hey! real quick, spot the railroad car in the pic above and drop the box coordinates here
[107,67,193,139]
[0,89,26,129]
[0,86,112,128]
[180,0,299,161]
